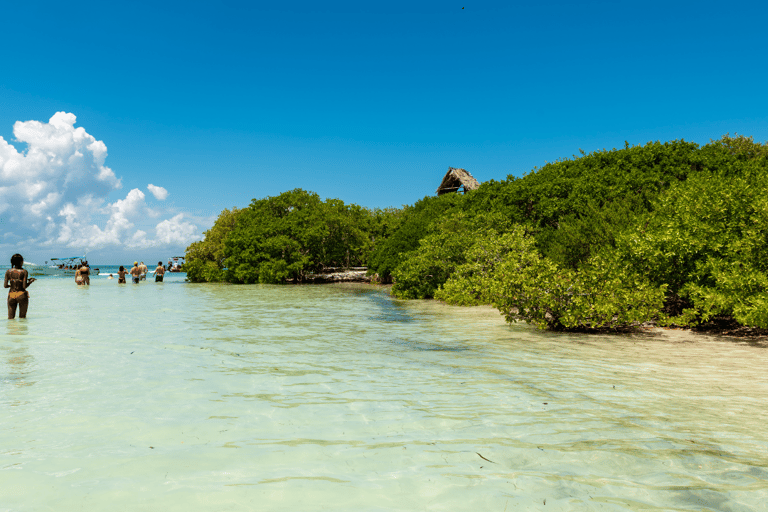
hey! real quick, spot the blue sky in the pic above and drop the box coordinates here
[1,0,767,263]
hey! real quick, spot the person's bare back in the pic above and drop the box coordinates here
[82,263,90,285]
[75,264,90,285]
[155,262,166,282]
[129,264,141,283]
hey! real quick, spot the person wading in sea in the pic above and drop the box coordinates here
[75,261,90,286]
[82,261,91,285]
[117,266,128,284]
[154,261,165,282]
[129,262,141,284]
[139,261,148,281]
[5,254,36,319]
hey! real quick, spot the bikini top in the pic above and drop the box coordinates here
[7,269,25,288]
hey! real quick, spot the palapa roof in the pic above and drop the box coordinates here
[436,167,480,195]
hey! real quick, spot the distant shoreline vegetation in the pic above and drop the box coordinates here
[185,134,768,332]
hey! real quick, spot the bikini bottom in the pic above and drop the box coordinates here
[8,291,28,306]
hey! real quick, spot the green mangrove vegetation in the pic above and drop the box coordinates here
[185,189,402,284]
[185,134,768,331]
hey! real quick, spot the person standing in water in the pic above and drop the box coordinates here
[75,261,90,286]
[82,261,90,285]
[129,262,141,284]
[117,266,128,284]
[5,254,36,319]
[139,261,148,281]
[154,261,165,282]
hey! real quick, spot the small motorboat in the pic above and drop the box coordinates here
[166,256,185,272]
[26,255,87,277]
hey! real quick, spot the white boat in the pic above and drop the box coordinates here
[166,256,185,272]
[25,256,87,277]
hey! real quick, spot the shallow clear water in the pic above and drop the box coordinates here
[2,276,768,511]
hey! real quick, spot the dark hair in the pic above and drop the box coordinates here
[10,254,24,269]
[119,265,125,271]
[158,261,163,266]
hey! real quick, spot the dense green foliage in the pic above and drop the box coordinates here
[471,140,707,269]
[389,135,768,330]
[614,156,768,327]
[225,190,366,283]
[185,189,400,284]
[367,193,464,281]
[489,248,667,330]
[184,207,241,283]
[187,134,768,331]
[390,211,513,299]
[376,139,711,281]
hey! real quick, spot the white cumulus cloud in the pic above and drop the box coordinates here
[155,214,200,245]
[147,184,168,200]
[0,112,203,256]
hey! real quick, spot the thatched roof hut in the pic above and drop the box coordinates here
[436,167,480,195]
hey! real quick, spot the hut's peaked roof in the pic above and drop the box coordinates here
[436,167,480,195]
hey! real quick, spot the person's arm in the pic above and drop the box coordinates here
[3,270,9,289]
[25,271,35,288]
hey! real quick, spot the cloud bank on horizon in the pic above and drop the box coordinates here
[0,112,200,254]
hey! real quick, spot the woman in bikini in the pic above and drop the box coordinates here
[78,261,91,285]
[5,254,36,319]
[117,265,127,284]
[75,264,85,285]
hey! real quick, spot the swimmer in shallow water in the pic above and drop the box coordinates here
[5,253,36,319]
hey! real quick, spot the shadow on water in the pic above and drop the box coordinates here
[365,292,416,324]
[386,338,469,352]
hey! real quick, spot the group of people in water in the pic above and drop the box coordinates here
[110,261,167,284]
[6,254,177,319]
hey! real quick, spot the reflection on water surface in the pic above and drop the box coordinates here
[1,279,767,511]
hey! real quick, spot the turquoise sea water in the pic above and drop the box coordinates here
[2,273,768,511]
